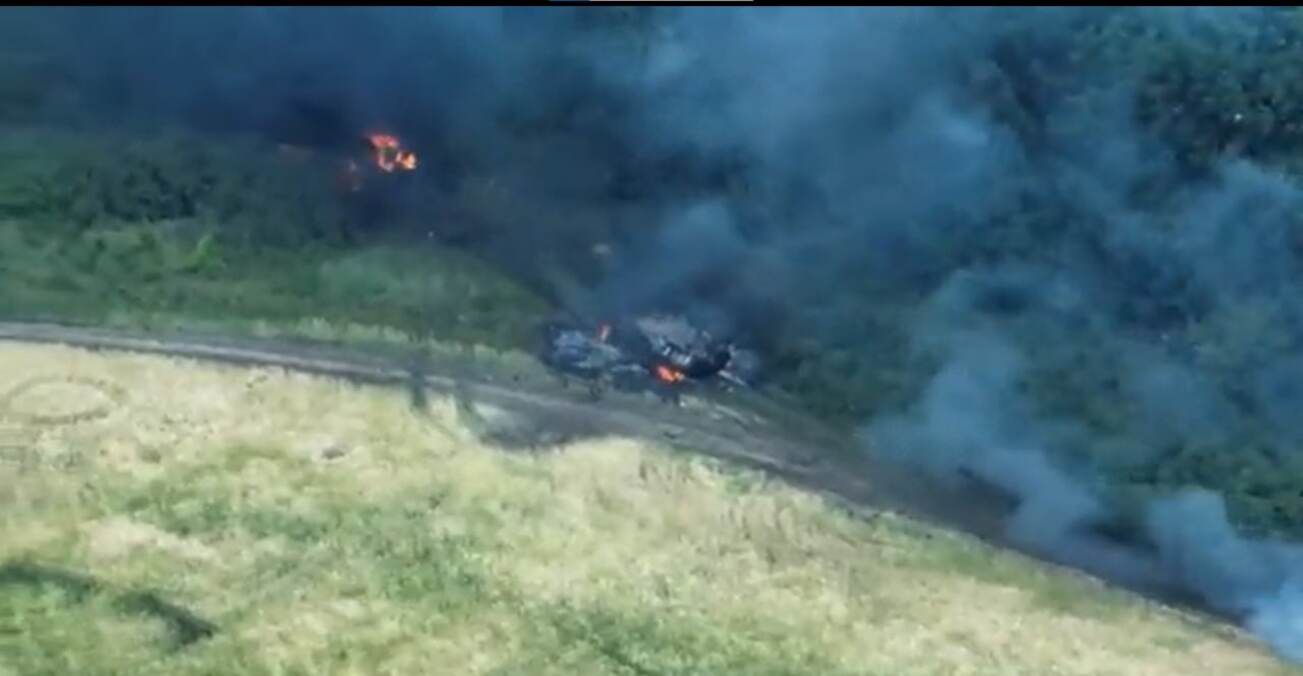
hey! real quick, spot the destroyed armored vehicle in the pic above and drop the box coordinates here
[541,314,758,394]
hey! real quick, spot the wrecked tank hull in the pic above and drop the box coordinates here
[540,315,758,395]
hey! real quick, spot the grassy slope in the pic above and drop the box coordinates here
[0,343,1293,676]
[0,219,551,353]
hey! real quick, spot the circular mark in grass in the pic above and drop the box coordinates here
[0,376,128,427]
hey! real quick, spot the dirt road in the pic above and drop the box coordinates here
[0,320,1219,623]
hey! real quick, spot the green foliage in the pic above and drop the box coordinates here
[767,9,1303,542]
[1071,8,1303,174]
[178,231,223,276]
[0,128,351,247]
[1106,439,1303,540]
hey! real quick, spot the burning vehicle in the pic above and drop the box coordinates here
[340,132,418,191]
[542,313,759,398]
[276,130,419,195]
[274,128,425,232]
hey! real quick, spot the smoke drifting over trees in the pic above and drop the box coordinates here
[6,6,1303,660]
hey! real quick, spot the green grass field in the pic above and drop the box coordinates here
[1,343,1294,675]
[0,218,551,352]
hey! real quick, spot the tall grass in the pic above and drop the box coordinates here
[0,344,1292,675]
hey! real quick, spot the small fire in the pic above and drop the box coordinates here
[366,133,418,173]
[655,364,686,384]
[596,323,611,342]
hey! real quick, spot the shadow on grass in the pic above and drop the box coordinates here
[0,560,217,649]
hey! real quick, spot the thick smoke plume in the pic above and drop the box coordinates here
[9,7,1303,661]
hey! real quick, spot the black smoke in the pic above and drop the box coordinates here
[7,6,1303,661]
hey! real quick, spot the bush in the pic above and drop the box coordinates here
[0,127,353,246]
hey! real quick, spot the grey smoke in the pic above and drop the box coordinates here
[865,322,1303,657]
[9,6,1303,662]
[862,328,1176,595]
[1150,490,1303,661]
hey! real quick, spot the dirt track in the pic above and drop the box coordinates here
[0,320,1222,624]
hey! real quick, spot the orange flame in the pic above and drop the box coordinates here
[597,323,611,342]
[655,365,686,384]
[366,133,418,173]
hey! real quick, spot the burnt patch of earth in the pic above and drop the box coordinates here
[453,392,609,452]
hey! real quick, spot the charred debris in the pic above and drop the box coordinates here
[542,312,761,402]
